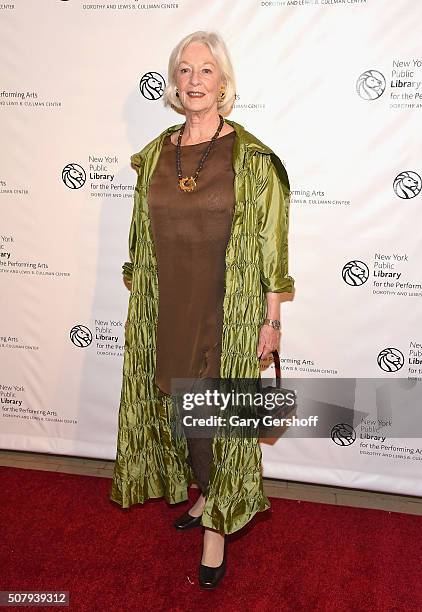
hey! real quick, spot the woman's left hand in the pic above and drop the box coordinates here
[256,324,280,360]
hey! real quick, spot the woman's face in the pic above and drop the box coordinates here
[176,42,223,114]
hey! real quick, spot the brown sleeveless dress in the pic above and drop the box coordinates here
[148,130,236,494]
[148,130,236,396]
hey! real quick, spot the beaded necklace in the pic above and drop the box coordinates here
[176,114,225,192]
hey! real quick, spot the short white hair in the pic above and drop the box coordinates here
[163,30,236,117]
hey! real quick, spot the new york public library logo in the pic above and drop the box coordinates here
[377,348,405,372]
[140,72,166,100]
[70,325,93,348]
[331,423,356,447]
[342,260,369,286]
[356,70,386,100]
[393,171,422,199]
[62,163,86,189]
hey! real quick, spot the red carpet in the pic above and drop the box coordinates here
[1,465,421,612]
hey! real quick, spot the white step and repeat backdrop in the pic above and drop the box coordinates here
[1,1,421,496]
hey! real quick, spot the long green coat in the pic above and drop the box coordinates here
[110,118,295,534]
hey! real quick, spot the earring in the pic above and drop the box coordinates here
[175,87,179,98]
[219,86,226,100]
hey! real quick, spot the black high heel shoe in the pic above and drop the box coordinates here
[173,510,203,530]
[199,543,227,589]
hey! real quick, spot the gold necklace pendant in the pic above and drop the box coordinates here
[178,176,197,192]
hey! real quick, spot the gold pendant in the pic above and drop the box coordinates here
[178,176,196,192]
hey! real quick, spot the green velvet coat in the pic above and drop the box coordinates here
[110,118,295,534]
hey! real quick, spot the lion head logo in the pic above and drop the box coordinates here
[70,325,93,348]
[356,70,386,100]
[62,163,86,189]
[393,171,422,199]
[139,71,166,100]
[342,260,369,286]
[331,423,356,446]
[377,348,404,372]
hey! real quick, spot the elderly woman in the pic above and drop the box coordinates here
[111,30,294,589]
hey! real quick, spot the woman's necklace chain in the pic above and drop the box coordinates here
[176,114,225,192]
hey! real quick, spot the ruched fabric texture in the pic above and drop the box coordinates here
[110,118,294,534]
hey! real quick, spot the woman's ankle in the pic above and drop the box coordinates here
[201,529,225,567]
[188,493,206,517]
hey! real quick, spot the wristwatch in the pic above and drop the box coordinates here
[263,318,281,331]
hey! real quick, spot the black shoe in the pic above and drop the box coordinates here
[199,547,227,589]
[173,510,203,530]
